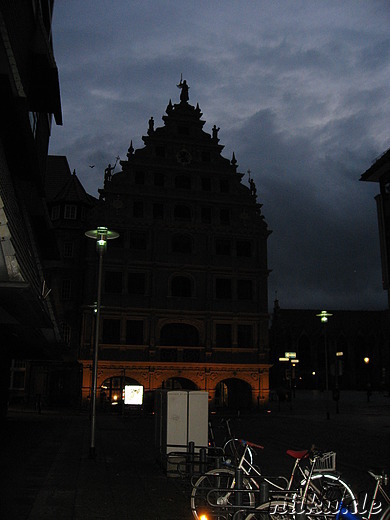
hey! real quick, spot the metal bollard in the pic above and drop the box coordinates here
[200,447,207,474]
[235,467,243,520]
[188,441,195,476]
[260,480,269,503]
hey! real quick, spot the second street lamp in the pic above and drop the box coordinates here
[85,226,119,458]
[316,310,333,420]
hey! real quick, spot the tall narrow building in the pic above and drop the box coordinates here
[80,81,271,409]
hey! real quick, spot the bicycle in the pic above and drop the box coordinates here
[191,443,356,520]
[336,470,389,520]
[209,416,253,466]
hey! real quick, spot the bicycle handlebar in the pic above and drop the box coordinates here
[239,439,264,450]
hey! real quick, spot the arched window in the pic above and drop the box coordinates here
[174,205,191,221]
[160,323,199,346]
[172,233,192,254]
[171,276,192,297]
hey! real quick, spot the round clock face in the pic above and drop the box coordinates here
[176,149,192,165]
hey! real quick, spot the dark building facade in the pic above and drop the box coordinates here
[361,147,390,308]
[0,1,64,413]
[79,81,272,410]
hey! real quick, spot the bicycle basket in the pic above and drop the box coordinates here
[313,451,336,472]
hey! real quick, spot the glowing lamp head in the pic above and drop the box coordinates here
[364,357,370,364]
[316,310,333,323]
[199,515,208,520]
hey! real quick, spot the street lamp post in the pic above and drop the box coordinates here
[85,226,119,458]
[316,310,333,420]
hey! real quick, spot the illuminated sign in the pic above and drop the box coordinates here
[285,352,296,358]
[124,385,144,405]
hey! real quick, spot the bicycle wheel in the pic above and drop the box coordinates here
[224,438,253,466]
[245,498,297,520]
[191,467,255,520]
[303,473,357,517]
[379,505,390,520]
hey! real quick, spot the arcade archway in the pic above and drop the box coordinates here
[214,378,252,410]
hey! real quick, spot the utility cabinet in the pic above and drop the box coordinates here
[155,390,208,464]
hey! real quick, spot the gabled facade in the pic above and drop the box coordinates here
[80,82,272,410]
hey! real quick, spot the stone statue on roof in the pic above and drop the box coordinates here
[177,76,189,102]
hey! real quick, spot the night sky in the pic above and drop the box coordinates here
[49,1,390,311]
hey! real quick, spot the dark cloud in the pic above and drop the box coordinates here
[49,0,390,311]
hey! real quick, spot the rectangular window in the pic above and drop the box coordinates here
[220,179,229,193]
[237,324,253,347]
[127,272,146,295]
[129,231,147,250]
[215,278,231,299]
[201,151,211,162]
[155,146,165,157]
[61,279,71,300]
[104,271,123,293]
[215,324,232,347]
[153,203,164,219]
[135,171,145,185]
[64,204,77,220]
[220,209,230,225]
[102,319,120,344]
[154,172,165,186]
[215,239,231,256]
[237,240,252,257]
[9,360,26,390]
[51,205,60,220]
[237,279,253,300]
[201,207,212,224]
[63,241,74,258]
[126,320,144,344]
[61,323,71,345]
[201,177,211,191]
[133,201,144,218]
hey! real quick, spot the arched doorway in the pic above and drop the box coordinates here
[214,378,252,410]
[100,376,141,410]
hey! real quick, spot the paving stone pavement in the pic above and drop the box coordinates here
[2,390,390,520]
